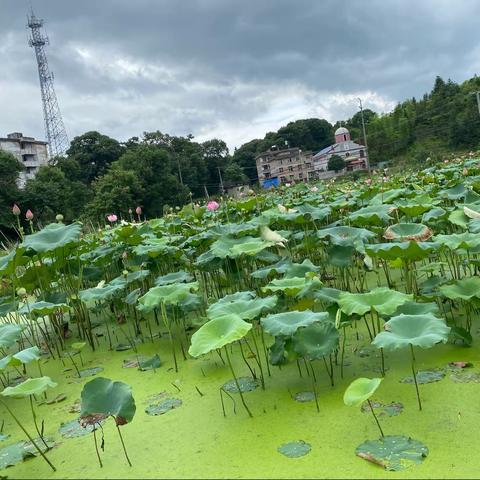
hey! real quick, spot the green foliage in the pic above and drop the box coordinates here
[328,155,346,172]
[344,377,383,406]
[0,150,23,231]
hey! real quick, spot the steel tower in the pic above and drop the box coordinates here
[27,11,69,157]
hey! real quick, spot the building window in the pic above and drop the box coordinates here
[305,163,312,169]
[280,176,287,183]
[288,166,293,172]
[264,172,271,179]
[345,152,350,157]
[344,134,347,141]
[289,175,294,180]
[359,150,365,158]
[298,173,303,179]
[279,167,284,173]
[262,164,270,171]
[288,158,293,163]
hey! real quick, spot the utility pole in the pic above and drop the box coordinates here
[472,91,480,117]
[217,167,225,195]
[176,157,183,185]
[358,97,371,174]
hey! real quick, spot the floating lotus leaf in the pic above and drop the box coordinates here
[188,315,252,357]
[71,342,86,350]
[1,376,57,398]
[18,301,70,315]
[145,398,182,415]
[22,223,82,253]
[292,391,316,402]
[79,367,103,378]
[137,282,199,311]
[207,293,277,321]
[277,440,311,458]
[59,419,100,438]
[154,270,193,286]
[222,377,260,393]
[365,241,438,261]
[138,354,161,371]
[384,223,432,242]
[343,377,382,406]
[372,314,450,350]
[0,324,25,348]
[439,276,480,300]
[400,370,445,384]
[0,437,55,469]
[339,287,412,316]
[347,205,394,226]
[80,377,136,425]
[356,435,428,471]
[292,321,339,360]
[261,310,329,337]
[361,400,404,417]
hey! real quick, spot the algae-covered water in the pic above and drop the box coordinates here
[3,326,479,479]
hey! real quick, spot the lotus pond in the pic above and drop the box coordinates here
[1,157,480,478]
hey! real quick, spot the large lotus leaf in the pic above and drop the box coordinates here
[154,270,193,286]
[283,259,320,278]
[261,310,329,337]
[0,247,27,275]
[79,283,124,303]
[10,346,41,366]
[292,321,339,360]
[1,376,57,398]
[356,435,428,471]
[464,204,480,219]
[395,195,435,216]
[434,233,480,251]
[439,276,480,300]
[339,287,412,316]
[347,205,394,226]
[132,238,178,258]
[80,377,136,425]
[317,226,375,252]
[312,287,342,305]
[188,314,252,357]
[391,301,439,317]
[22,223,82,253]
[365,241,438,261]
[262,277,309,296]
[207,294,277,321]
[384,223,432,242]
[110,270,150,286]
[229,236,275,257]
[448,209,469,229]
[295,203,331,221]
[344,377,382,406]
[0,355,12,370]
[369,188,406,205]
[372,313,451,350]
[0,324,25,348]
[327,245,355,267]
[18,301,70,315]
[422,207,447,224]
[440,183,467,200]
[137,282,199,311]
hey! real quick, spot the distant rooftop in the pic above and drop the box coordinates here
[0,132,47,144]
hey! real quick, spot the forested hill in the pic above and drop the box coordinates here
[233,75,480,180]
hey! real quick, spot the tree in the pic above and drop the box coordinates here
[0,151,24,232]
[223,162,249,188]
[202,139,230,194]
[328,155,346,172]
[66,131,124,183]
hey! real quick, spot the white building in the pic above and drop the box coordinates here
[0,132,49,188]
[313,127,367,177]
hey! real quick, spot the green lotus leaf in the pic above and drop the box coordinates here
[339,287,412,316]
[434,233,480,251]
[124,288,141,306]
[343,377,383,406]
[348,205,394,226]
[439,276,480,300]
[80,377,136,425]
[384,223,432,242]
[71,342,87,350]
[356,435,428,471]
[448,209,469,229]
[22,223,82,253]
[464,204,480,219]
[372,313,451,350]
[391,301,439,317]
[10,346,41,366]
[261,310,329,337]
[294,203,331,221]
[137,282,199,311]
[365,241,438,261]
[395,195,434,216]
[110,270,150,286]
[440,183,467,200]
[132,237,178,258]
[229,237,275,257]
[207,293,277,321]
[262,277,309,296]
[18,301,70,315]
[188,314,252,357]
[283,260,320,278]
[0,355,12,370]
[0,248,26,275]
[292,321,339,360]
[317,226,375,253]
[154,270,193,286]
[1,376,57,398]
[422,207,447,223]
[0,324,25,348]
[79,283,125,304]
[369,188,406,205]
[312,287,342,304]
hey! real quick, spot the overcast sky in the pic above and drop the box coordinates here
[1,0,479,151]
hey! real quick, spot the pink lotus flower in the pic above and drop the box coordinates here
[206,200,219,211]
[365,178,372,185]
[12,204,20,216]
[136,206,142,215]
[25,209,34,221]
[107,214,118,222]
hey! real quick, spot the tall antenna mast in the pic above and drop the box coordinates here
[27,10,69,158]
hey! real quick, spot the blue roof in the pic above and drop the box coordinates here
[314,145,333,156]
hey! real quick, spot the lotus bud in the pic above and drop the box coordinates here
[12,204,20,216]
[56,213,64,222]
[107,214,118,222]
[206,200,219,211]
[16,287,27,297]
[25,209,34,221]
[122,269,129,277]
[135,206,142,215]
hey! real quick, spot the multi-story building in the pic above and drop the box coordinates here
[313,127,367,177]
[256,147,315,187]
[0,132,49,188]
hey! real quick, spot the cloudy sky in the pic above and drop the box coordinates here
[1,0,479,151]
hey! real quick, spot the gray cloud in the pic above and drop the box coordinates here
[0,0,479,150]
